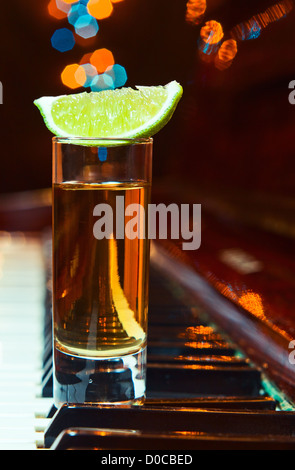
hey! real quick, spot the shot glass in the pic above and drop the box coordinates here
[52,137,152,407]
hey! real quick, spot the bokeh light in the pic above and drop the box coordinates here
[185,0,207,26]
[67,3,89,26]
[105,64,127,88]
[200,20,224,48]
[48,0,68,19]
[55,0,72,13]
[90,48,115,73]
[215,39,238,70]
[51,28,75,52]
[231,0,293,43]
[75,65,88,86]
[90,73,115,91]
[74,14,99,38]
[188,0,293,73]
[80,63,98,87]
[48,0,128,90]
[80,52,93,64]
[61,63,86,88]
[233,19,261,41]
[198,20,224,62]
[87,0,113,20]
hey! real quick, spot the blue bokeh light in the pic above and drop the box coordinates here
[90,73,115,91]
[81,63,98,88]
[51,27,75,52]
[74,14,99,39]
[105,64,128,88]
[68,3,89,26]
[246,20,261,40]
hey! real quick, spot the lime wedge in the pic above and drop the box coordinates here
[34,81,183,139]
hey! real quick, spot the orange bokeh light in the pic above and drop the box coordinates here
[80,52,93,65]
[215,39,238,70]
[185,0,207,25]
[200,20,224,45]
[87,0,113,20]
[61,0,78,3]
[218,39,238,61]
[61,64,86,89]
[48,0,68,19]
[198,20,224,62]
[90,48,115,73]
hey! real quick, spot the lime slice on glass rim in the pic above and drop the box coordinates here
[34,81,183,144]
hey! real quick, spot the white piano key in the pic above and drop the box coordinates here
[34,418,51,433]
[0,398,52,417]
[0,415,50,430]
[0,347,43,366]
[0,234,48,450]
[0,441,39,450]
[0,427,41,443]
[0,304,45,316]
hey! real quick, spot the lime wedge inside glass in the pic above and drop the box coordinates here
[34,81,183,140]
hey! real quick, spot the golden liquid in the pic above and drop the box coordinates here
[53,181,150,358]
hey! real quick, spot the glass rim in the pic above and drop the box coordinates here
[52,136,153,145]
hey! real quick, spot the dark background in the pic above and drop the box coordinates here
[0,0,295,214]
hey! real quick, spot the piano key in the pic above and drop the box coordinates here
[51,427,295,450]
[146,364,262,398]
[44,403,295,449]
[0,233,47,449]
[0,398,52,416]
[147,340,236,356]
[144,396,278,410]
[0,232,291,450]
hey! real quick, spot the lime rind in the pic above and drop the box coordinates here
[34,95,68,137]
[34,81,183,143]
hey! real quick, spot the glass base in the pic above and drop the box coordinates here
[53,346,146,407]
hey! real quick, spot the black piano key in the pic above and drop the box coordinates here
[41,355,53,398]
[41,257,280,446]
[51,427,295,450]
[147,354,248,366]
[42,338,52,368]
[148,309,202,326]
[147,340,236,357]
[44,404,295,449]
[144,396,277,410]
[147,324,223,342]
[146,364,261,398]
[46,395,277,419]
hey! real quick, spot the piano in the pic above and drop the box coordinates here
[1,186,295,450]
[1,0,295,452]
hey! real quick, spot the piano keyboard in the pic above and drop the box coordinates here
[0,232,52,450]
[1,232,295,450]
